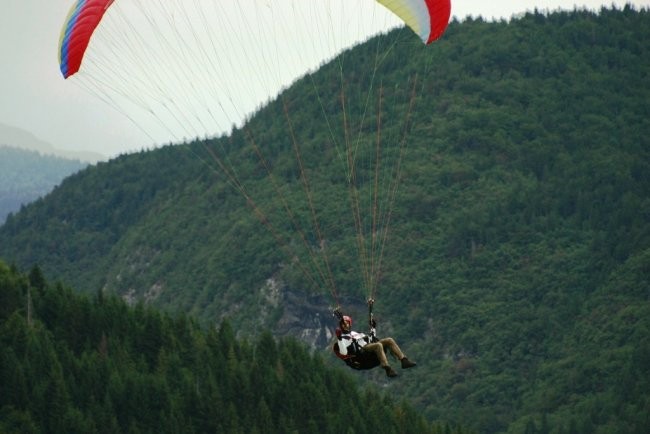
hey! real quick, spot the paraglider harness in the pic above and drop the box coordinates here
[333,300,381,370]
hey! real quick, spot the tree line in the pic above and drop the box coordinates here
[0,261,473,434]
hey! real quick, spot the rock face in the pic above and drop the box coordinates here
[270,283,368,351]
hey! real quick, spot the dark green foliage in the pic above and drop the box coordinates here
[0,262,448,434]
[0,6,649,434]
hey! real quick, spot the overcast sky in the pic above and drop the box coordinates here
[1,1,647,160]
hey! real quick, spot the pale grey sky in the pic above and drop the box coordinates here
[1,1,647,159]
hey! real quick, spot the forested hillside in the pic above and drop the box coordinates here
[0,261,456,433]
[0,146,87,223]
[0,6,648,433]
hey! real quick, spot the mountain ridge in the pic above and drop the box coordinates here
[0,145,88,223]
[0,122,104,163]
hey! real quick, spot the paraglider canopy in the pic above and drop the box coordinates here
[58,0,451,79]
[377,0,451,44]
[59,0,115,78]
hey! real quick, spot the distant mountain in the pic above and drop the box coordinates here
[0,145,88,223]
[0,122,104,163]
[1,7,648,434]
